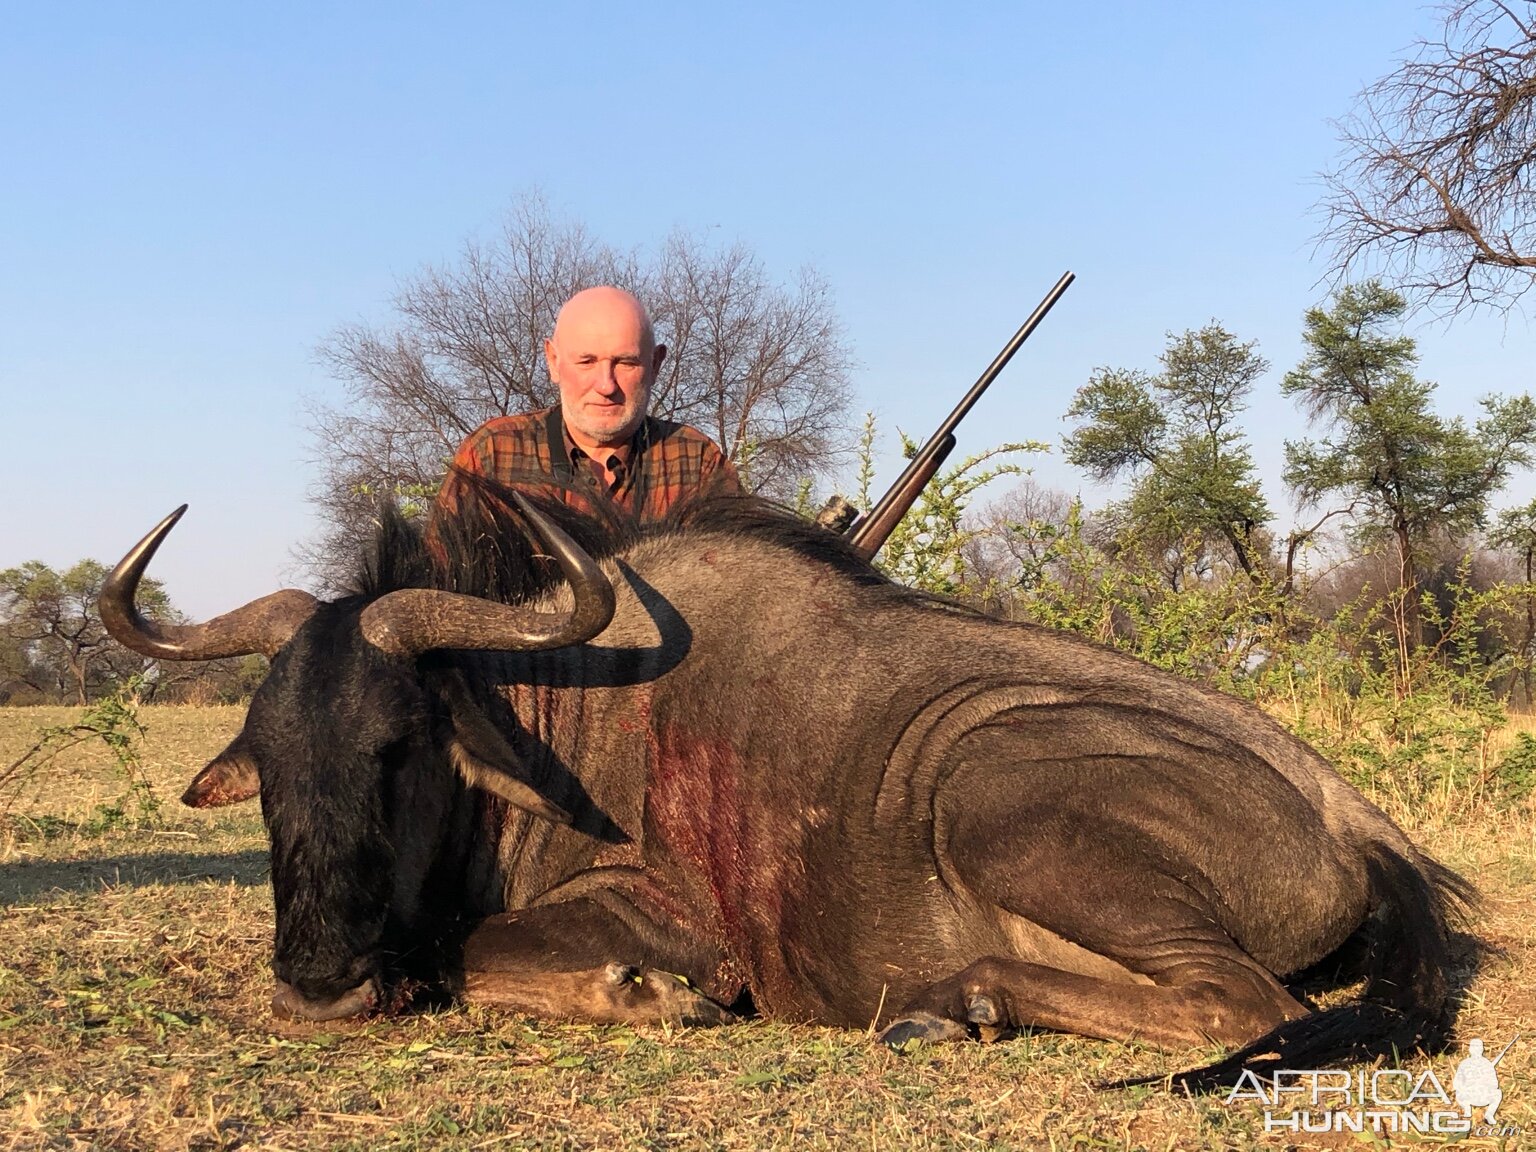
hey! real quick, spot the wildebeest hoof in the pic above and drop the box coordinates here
[271,977,379,1022]
[603,962,640,986]
[965,992,1001,1026]
[878,1011,969,1050]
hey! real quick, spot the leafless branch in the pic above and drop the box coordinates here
[1320,1,1536,315]
[303,197,855,585]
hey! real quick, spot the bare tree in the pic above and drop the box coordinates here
[1321,1,1536,314]
[650,235,853,494]
[960,478,1077,595]
[306,196,854,586]
[304,197,633,584]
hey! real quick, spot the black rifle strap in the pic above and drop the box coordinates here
[544,405,575,482]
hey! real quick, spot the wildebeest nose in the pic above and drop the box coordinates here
[270,977,379,1022]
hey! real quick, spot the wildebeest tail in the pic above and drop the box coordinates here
[1115,843,1476,1094]
[1350,843,1471,1040]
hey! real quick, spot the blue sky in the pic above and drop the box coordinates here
[2,2,1530,618]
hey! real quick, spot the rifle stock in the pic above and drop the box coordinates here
[846,271,1074,560]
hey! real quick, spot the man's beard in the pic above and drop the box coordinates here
[567,390,648,446]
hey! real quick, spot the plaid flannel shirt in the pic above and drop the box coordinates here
[436,405,741,522]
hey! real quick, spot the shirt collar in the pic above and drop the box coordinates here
[564,428,632,470]
[558,411,651,469]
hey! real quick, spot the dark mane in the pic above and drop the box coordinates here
[345,502,432,599]
[346,470,635,602]
[346,469,896,605]
[657,487,894,587]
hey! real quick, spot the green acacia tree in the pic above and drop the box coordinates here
[1282,280,1536,653]
[0,631,45,703]
[877,438,1042,595]
[1063,323,1272,583]
[0,560,173,704]
[1491,498,1536,705]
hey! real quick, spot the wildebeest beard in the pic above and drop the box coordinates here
[99,474,1480,1089]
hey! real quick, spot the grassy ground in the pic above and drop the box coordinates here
[0,705,1532,1151]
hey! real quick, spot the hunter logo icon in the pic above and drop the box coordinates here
[1225,1032,1523,1137]
[1453,1036,1515,1123]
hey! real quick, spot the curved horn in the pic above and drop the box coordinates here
[359,492,616,657]
[100,505,319,661]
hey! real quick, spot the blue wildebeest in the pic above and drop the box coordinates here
[100,483,1472,1085]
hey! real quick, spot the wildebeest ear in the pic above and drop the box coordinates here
[446,739,571,824]
[182,731,260,808]
[433,670,571,825]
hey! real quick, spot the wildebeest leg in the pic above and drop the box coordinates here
[458,895,735,1027]
[879,954,1306,1049]
[880,736,1314,1049]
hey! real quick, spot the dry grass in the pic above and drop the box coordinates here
[0,705,1532,1151]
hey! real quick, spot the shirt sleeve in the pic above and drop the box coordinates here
[700,440,745,495]
[434,427,492,518]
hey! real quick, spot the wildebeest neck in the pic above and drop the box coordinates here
[458,561,695,887]
[480,538,886,1004]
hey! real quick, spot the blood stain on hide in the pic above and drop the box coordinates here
[645,725,792,1001]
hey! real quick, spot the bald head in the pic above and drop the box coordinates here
[553,286,657,356]
[545,286,666,453]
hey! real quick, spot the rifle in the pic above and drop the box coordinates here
[846,271,1075,561]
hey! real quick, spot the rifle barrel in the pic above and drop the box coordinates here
[849,270,1074,555]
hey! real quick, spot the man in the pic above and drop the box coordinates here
[436,286,741,521]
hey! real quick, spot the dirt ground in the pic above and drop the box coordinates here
[0,705,1531,1151]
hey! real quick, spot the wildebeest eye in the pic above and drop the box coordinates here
[378,735,414,770]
